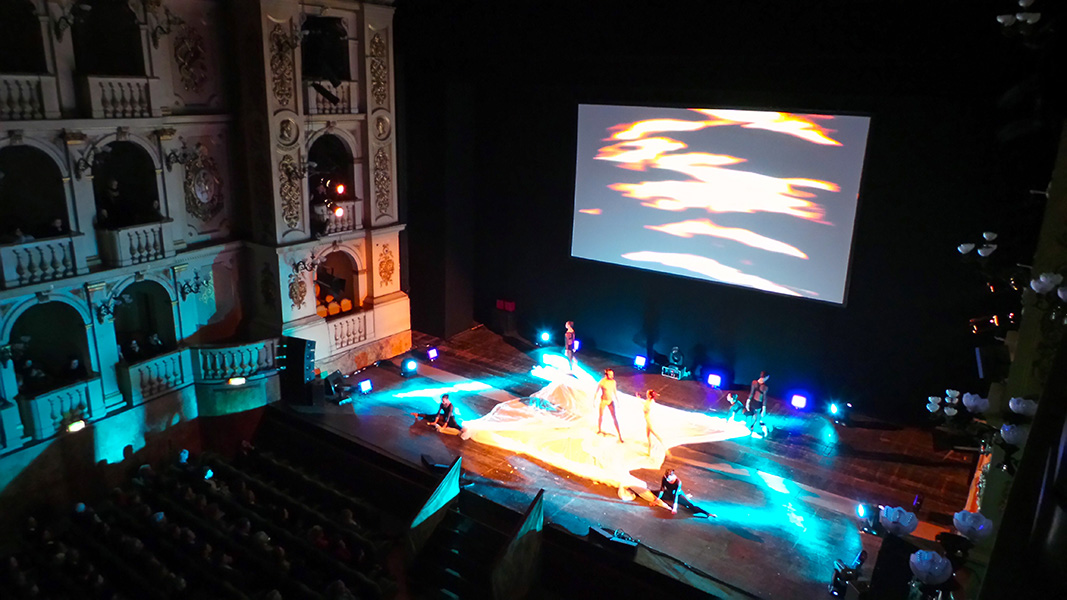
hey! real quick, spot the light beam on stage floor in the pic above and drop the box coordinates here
[392,381,493,398]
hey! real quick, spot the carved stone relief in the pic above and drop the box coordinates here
[378,243,395,288]
[373,146,392,218]
[288,274,308,309]
[270,24,295,107]
[183,143,224,222]
[278,118,299,148]
[174,24,207,92]
[369,33,388,108]
[279,154,301,229]
[373,114,391,141]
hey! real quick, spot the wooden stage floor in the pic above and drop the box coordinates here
[277,327,977,599]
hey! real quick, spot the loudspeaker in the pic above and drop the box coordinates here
[325,370,345,397]
[279,337,316,403]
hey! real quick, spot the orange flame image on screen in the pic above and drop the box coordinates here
[646,219,809,259]
[691,109,842,146]
[622,251,805,297]
[578,208,602,215]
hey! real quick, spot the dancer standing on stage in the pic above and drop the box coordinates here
[412,394,461,433]
[643,390,668,456]
[564,320,577,371]
[594,369,624,442]
[746,371,770,438]
[655,469,713,517]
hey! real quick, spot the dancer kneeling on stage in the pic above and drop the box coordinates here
[412,394,462,434]
[726,392,746,421]
[654,469,713,518]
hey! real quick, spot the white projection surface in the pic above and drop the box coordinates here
[571,104,871,304]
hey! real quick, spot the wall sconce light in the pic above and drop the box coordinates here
[53,3,92,42]
[150,7,185,48]
[74,143,111,180]
[179,272,211,301]
[165,139,200,172]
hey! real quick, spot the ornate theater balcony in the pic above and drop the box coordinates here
[329,311,368,353]
[191,339,279,383]
[0,73,61,121]
[304,80,358,115]
[116,348,194,408]
[17,376,104,441]
[77,75,163,119]
[97,220,175,268]
[322,199,362,235]
[0,235,85,290]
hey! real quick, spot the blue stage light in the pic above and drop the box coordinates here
[633,355,647,369]
[706,373,722,388]
[540,331,551,343]
[856,503,865,518]
[427,347,439,361]
[572,339,581,352]
[791,394,808,409]
[358,379,373,394]
[401,359,418,377]
[830,403,840,415]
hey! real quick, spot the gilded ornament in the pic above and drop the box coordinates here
[279,154,302,228]
[373,146,391,217]
[270,24,296,107]
[369,33,388,107]
[378,243,395,288]
[174,24,207,92]
[183,143,224,222]
[289,274,308,309]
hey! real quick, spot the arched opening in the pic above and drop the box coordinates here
[91,141,162,229]
[315,251,359,318]
[308,134,355,236]
[113,280,175,363]
[10,302,91,397]
[0,1,46,74]
[0,146,69,243]
[301,16,350,84]
[72,0,144,76]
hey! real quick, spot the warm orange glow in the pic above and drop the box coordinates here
[578,208,602,215]
[690,109,843,146]
[333,205,344,217]
[646,219,809,259]
[335,183,345,195]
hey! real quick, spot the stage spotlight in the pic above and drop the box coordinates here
[706,373,722,388]
[401,359,418,377]
[856,503,882,534]
[539,331,551,344]
[633,355,647,370]
[357,379,373,394]
[790,394,808,409]
[426,347,439,361]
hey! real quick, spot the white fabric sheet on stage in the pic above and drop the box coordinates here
[460,373,750,490]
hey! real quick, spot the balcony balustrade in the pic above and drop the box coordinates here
[0,73,60,120]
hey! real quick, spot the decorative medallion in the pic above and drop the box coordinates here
[270,24,295,107]
[378,243,395,288]
[373,114,391,141]
[369,33,388,107]
[183,143,224,222]
[373,146,392,217]
[288,274,308,309]
[279,154,302,229]
[278,118,299,147]
[174,24,207,92]
[261,263,276,307]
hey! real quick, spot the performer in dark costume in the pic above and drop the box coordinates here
[594,369,624,442]
[654,469,713,518]
[412,394,461,432]
[746,371,770,438]
[564,321,577,371]
[726,392,745,421]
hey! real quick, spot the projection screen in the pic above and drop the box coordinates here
[571,104,871,304]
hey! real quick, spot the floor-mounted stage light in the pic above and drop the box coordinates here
[633,355,647,370]
[790,394,808,410]
[830,401,853,425]
[401,358,418,377]
[358,379,373,394]
[426,347,439,361]
[539,331,551,344]
[706,373,722,388]
[572,339,581,352]
[856,503,882,534]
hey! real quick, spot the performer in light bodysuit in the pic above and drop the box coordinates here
[594,369,624,443]
[642,389,668,457]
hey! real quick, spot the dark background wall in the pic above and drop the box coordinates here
[395,0,1061,420]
